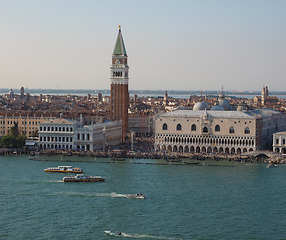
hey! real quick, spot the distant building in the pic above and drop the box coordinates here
[38,118,122,151]
[20,87,25,99]
[110,26,129,140]
[97,93,102,103]
[254,86,278,106]
[129,114,155,137]
[0,114,57,138]
[273,131,286,154]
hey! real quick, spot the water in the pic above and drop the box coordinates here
[1,155,286,240]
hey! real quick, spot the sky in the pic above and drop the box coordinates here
[0,0,285,91]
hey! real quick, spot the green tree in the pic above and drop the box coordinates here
[10,122,19,137]
[0,123,26,149]
[0,135,17,148]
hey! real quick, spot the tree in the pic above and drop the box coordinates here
[0,123,26,149]
[10,122,19,138]
[0,135,17,148]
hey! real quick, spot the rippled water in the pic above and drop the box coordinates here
[1,155,286,240]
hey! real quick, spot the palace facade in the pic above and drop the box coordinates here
[155,108,286,154]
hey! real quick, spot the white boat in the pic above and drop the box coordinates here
[44,166,83,173]
[104,231,126,236]
[63,174,105,182]
[126,193,147,199]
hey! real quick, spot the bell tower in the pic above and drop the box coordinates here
[110,25,129,140]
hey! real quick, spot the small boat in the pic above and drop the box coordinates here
[63,174,105,182]
[126,193,147,199]
[266,162,277,168]
[104,231,126,236]
[44,166,83,173]
[183,161,200,165]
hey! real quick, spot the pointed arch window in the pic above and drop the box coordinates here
[191,124,196,131]
[215,125,220,132]
[245,127,250,134]
[229,126,235,134]
[203,127,208,133]
[176,123,182,131]
[162,123,168,131]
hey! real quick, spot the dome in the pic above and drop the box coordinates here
[9,89,14,98]
[218,94,233,111]
[211,104,225,111]
[218,99,232,111]
[193,101,209,111]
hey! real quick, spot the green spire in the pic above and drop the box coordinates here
[113,26,127,56]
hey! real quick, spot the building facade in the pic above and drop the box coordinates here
[273,132,286,154]
[155,110,261,154]
[110,26,129,139]
[155,108,286,154]
[38,118,122,151]
[0,114,56,138]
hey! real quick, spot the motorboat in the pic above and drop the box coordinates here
[126,193,147,199]
[266,162,277,168]
[44,166,83,173]
[63,174,105,182]
[104,231,126,236]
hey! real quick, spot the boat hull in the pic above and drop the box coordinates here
[63,178,105,182]
[45,170,83,173]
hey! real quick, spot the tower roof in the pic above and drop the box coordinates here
[113,26,127,56]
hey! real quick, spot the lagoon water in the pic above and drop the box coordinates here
[1,155,286,240]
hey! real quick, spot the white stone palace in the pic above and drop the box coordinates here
[155,108,286,154]
[38,118,122,151]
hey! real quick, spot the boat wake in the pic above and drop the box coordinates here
[46,180,63,183]
[43,192,145,199]
[105,231,182,239]
[110,192,128,198]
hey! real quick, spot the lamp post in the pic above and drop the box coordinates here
[102,126,106,151]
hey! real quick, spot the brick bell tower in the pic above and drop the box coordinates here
[110,25,129,140]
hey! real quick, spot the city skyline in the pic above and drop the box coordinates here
[1,0,285,91]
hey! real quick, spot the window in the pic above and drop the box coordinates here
[215,125,220,132]
[191,124,196,131]
[176,124,182,131]
[40,126,42,131]
[245,127,250,134]
[203,127,208,133]
[162,123,168,130]
[229,126,235,134]
[283,139,285,145]
[87,134,90,140]
[276,139,279,144]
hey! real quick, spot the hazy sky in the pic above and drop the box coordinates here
[1,0,285,91]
